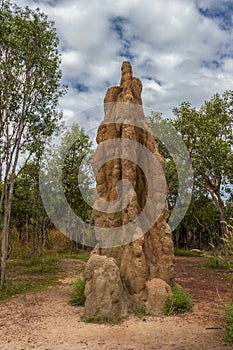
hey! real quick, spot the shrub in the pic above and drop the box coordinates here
[70,275,86,306]
[225,302,233,343]
[165,285,193,315]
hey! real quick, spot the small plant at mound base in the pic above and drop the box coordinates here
[225,302,233,343]
[135,305,147,318]
[165,284,193,315]
[70,274,86,306]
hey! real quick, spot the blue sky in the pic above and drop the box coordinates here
[14,0,233,131]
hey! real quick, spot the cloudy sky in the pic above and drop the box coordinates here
[14,0,233,130]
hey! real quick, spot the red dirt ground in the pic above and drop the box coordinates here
[0,257,232,350]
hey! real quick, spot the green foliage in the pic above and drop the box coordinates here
[11,161,51,253]
[147,112,179,209]
[0,0,66,286]
[6,255,59,269]
[0,0,66,169]
[43,124,95,249]
[70,275,86,306]
[7,252,89,269]
[0,244,89,302]
[173,93,233,186]
[0,256,61,302]
[172,92,233,249]
[175,194,220,249]
[135,305,147,317]
[174,249,202,257]
[0,281,32,300]
[83,315,94,323]
[148,91,233,252]
[202,257,232,270]
[225,302,233,343]
[0,0,66,136]
[0,278,60,302]
[165,285,193,315]
[27,264,58,274]
[0,249,90,301]
[60,124,94,223]
[226,202,233,221]
[7,227,91,262]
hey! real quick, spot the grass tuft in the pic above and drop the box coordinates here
[135,305,147,318]
[70,275,86,306]
[165,285,193,315]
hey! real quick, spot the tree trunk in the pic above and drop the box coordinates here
[41,217,46,272]
[0,179,14,287]
[25,214,29,245]
[1,206,10,288]
[199,229,202,250]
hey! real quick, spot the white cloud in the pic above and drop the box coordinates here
[223,58,233,73]
[13,0,233,127]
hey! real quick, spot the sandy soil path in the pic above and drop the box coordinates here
[0,257,232,350]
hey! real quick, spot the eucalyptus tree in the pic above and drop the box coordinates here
[61,124,94,222]
[0,1,66,286]
[173,91,233,258]
[44,124,94,250]
[147,92,233,254]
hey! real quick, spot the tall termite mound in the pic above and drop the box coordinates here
[84,62,175,321]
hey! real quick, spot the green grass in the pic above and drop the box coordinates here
[174,249,203,257]
[1,256,62,301]
[59,253,90,262]
[0,274,60,302]
[0,276,60,298]
[0,281,31,299]
[225,302,233,343]
[202,257,232,270]
[6,254,61,269]
[135,305,147,318]
[70,275,86,306]
[27,264,59,274]
[165,285,193,315]
[0,252,89,303]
